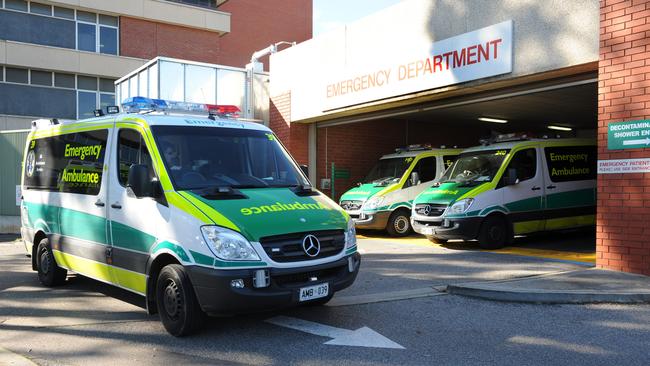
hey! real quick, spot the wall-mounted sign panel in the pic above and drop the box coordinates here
[607,120,650,150]
[323,20,513,111]
[598,158,650,174]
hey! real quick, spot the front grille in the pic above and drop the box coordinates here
[415,203,448,217]
[273,266,344,287]
[340,200,363,211]
[415,220,442,227]
[259,230,345,262]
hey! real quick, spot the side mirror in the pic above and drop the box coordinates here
[300,164,309,177]
[504,168,519,186]
[410,171,420,186]
[127,164,151,198]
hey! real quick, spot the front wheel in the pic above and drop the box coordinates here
[36,238,67,287]
[478,216,511,249]
[156,264,205,337]
[386,210,412,237]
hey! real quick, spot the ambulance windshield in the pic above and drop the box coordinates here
[152,126,309,190]
[440,149,510,186]
[364,157,412,186]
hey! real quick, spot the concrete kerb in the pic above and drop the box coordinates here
[446,269,650,304]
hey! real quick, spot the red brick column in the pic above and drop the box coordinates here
[269,92,309,164]
[598,0,650,275]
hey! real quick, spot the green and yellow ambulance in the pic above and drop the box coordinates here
[411,136,596,248]
[20,97,360,336]
[339,146,461,236]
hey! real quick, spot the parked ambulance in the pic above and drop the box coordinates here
[411,135,596,248]
[339,146,461,236]
[20,97,360,336]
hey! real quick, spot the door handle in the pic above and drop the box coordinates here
[531,186,541,191]
[547,185,557,189]
[110,202,122,209]
[94,200,105,207]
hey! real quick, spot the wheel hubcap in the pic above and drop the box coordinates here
[163,280,182,319]
[394,216,409,233]
[40,251,50,274]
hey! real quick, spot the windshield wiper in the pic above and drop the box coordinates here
[190,186,248,200]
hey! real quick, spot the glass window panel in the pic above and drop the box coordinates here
[98,14,118,27]
[216,69,245,108]
[0,67,3,82]
[119,80,129,103]
[77,23,96,52]
[99,26,117,55]
[159,61,183,101]
[5,67,28,83]
[54,73,75,88]
[5,0,28,12]
[78,91,97,119]
[138,69,148,97]
[77,75,98,90]
[99,78,115,93]
[76,10,96,23]
[129,75,138,98]
[185,65,215,104]
[100,93,115,110]
[53,6,74,19]
[149,63,159,99]
[30,2,51,15]
[31,70,52,86]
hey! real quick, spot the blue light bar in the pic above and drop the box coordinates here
[121,96,241,118]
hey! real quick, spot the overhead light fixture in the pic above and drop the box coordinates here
[547,125,572,131]
[478,117,508,123]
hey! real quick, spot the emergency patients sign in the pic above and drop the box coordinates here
[323,20,513,110]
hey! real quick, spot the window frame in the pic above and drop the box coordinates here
[116,128,156,188]
[506,148,538,183]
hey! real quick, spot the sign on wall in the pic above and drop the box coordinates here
[607,120,650,150]
[323,20,513,111]
[598,158,650,174]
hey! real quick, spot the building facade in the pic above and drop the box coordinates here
[0,0,312,130]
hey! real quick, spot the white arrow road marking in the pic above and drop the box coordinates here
[623,138,650,145]
[266,316,405,349]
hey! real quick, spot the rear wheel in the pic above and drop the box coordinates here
[156,264,205,337]
[36,238,67,287]
[386,210,411,237]
[478,216,511,249]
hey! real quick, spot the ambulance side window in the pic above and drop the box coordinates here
[506,148,537,182]
[407,157,436,186]
[24,130,108,195]
[117,129,154,187]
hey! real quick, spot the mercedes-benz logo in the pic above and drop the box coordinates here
[422,205,431,216]
[302,234,321,257]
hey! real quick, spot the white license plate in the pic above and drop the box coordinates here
[422,227,433,235]
[299,283,329,302]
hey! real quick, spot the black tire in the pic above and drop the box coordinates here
[156,264,205,337]
[386,210,412,237]
[478,215,511,249]
[36,238,67,287]
[427,236,448,244]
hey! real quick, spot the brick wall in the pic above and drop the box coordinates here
[269,92,309,164]
[598,0,650,275]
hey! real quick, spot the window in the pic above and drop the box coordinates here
[163,0,218,10]
[442,155,458,170]
[5,0,27,11]
[117,129,153,187]
[409,157,437,185]
[55,73,75,88]
[77,91,97,119]
[30,70,52,86]
[29,2,50,15]
[0,66,3,82]
[544,146,596,182]
[53,6,74,19]
[77,22,96,52]
[506,148,537,182]
[23,130,108,195]
[77,75,98,91]
[99,78,115,93]
[5,67,28,83]
[99,26,117,54]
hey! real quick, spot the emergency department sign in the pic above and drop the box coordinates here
[607,120,650,150]
[323,20,513,111]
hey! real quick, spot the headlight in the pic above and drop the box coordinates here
[363,196,385,210]
[448,198,474,215]
[344,219,357,248]
[200,226,260,261]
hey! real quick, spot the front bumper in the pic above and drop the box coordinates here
[187,253,361,316]
[411,214,482,241]
[348,210,390,230]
